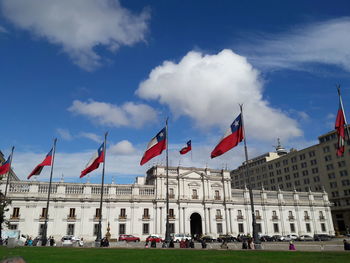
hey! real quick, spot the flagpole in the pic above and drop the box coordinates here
[239,104,260,248]
[4,146,15,198]
[165,118,170,244]
[337,85,350,140]
[42,138,57,246]
[96,132,108,245]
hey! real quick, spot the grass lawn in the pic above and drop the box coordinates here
[0,247,349,263]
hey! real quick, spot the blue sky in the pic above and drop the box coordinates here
[1,0,350,184]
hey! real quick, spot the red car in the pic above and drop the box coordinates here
[146,235,163,243]
[118,234,140,242]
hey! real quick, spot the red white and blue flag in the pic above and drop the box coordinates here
[80,142,105,178]
[140,127,166,165]
[335,103,346,156]
[180,140,192,155]
[28,148,53,179]
[211,114,244,158]
[0,154,11,175]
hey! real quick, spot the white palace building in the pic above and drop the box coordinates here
[1,166,335,241]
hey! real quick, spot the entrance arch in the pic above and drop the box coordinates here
[190,213,202,238]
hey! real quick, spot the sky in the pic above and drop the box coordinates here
[1,0,350,184]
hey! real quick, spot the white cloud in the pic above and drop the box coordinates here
[137,49,302,141]
[79,132,102,143]
[109,140,136,155]
[241,17,350,72]
[68,100,158,128]
[1,0,149,71]
[56,128,73,141]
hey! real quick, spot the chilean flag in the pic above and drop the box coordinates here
[80,142,105,178]
[140,127,166,165]
[28,148,53,179]
[335,103,346,156]
[180,140,192,155]
[0,155,11,175]
[211,114,244,158]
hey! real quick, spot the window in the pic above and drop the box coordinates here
[93,224,99,236]
[272,210,278,219]
[169,188,174,198]
[41,208,47,218]
[302,170,309,176]
[169,223,175,234]
[12,207,20,218]
[312,168,319,174]
[69,208,76,218]
[273,223,279,233]
[299,154,306,160]
[283,160,289,165]
[143,208,149,219]
[215,190,220,200]
[342,179,350,186]
[304,178,310,184]
[310,159,317,165]
[338,161,346,168]
[270,179,275,184]
[284,167,289,173]
[192,189,198,199]
[293,172,299,178]
[294,180,300,186]
[340,170,348,177]
[309,151,315,157]
[67,224,75,235]
[304,211,309,220]
[328,173,336,179]
[143,223,149,235]
[8,224,17,230]
[325,155,332,161]
[321,223,326,232]
[301,162,307,168]
[330,182,338,188]
[306,223,311,232]
[95,208,101,218]
[169,209,174,218]
[292,165,298,171]
[332,191,339,197]
[269,172,274,177]
[120,208,126,218]
[326,164,334,171]
[313,176,320,182]
[217,223,223,234]
[288,211,294,219]
[277,177,283,182]
[290,223,295,233]
[291,157,297,163]
[285,175,291,180]
[216,209,221,216]
[238,223,244,233]
[275,162,281,168]
[323,146,330,153]
[39,224,45,236]
[319,211,324,219]
[256,223,262,233]
[119,224,126,235]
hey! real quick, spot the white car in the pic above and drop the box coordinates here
[286,234,298,240]
[172,233,192,242]
[61,235,79,246]
[279,235,292,242]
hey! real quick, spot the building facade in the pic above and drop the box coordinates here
[231,128,350,234]
[1,166,334,241]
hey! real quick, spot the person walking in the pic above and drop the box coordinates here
[343,239,350,251]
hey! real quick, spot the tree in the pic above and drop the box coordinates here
[0,191,11,244]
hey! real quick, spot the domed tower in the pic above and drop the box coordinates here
[275,138,287,156]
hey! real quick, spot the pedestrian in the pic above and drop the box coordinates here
[201,239,207,249]
[189,239,195,248]
[180,239,185,248]
[242,239,248,249]
[220,240,228,249]
[169,239,174,248]
[289,241,296,251]
[79,238,84,247]
[49,236,55,247]
[185,238,190,248]
[343,239,350,251]
[151,239,157,248]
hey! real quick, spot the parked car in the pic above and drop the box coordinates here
[236,235,250,242]
[271,235,282,242]
[298,235,314,241]
[259,235,274,242]
[286,234,299,240]
[279,235,293,242]
[118,234,140,242]
[200,235,216,243]
[61,235,79,246]
[172,233,192,242]
[314,234,332,241]
[146,235,163,243]
[217,234,237,242]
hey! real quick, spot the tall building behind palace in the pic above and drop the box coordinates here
[1,166,334,241]
[231,127,350,234]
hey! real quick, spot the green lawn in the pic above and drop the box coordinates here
[0,247,349,263]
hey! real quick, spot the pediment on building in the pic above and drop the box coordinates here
[211,182,222,188]
[179,170,207,180]
[167,180,178,186]
[188,181,201,187]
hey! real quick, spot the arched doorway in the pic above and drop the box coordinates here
[190,213,202,239]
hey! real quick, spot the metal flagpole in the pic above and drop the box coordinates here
[165,118,170,244]
[42,138,57,246]
[96,132,108,246]
[239,105,260,248]
[337,85,350,140]
[4,146,15,198]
